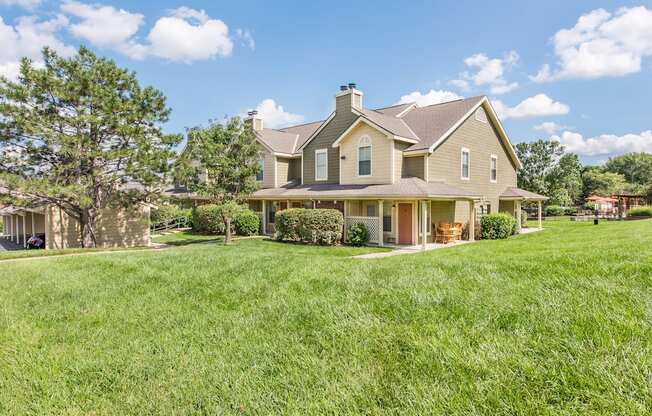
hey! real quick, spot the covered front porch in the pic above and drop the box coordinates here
[1,205,47,249]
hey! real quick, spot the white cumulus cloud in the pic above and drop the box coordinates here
[250,99,304,129]
[61,0,143,50]
[552,130,652,157]
[534,121,571,135]
[452,51,519,94]
[532,6,652,82]
[396,89,463,107]
[492,94,570,120]
[145,7,233,62]
[0,14,75,80]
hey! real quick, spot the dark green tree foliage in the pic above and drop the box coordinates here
[178,118,261,244]
[0,47,181,247]
[604,152,652,192]
[581,168,627,197]
[546,153,583,205]
[515,140,564,196]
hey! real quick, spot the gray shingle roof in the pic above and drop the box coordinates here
[374,103,414,117]
[278,120,323,151]
[357,108,419,141]
[400,96,485,152]
[500,187,548,200]
[255,128,300,155]
[250,177,481,200]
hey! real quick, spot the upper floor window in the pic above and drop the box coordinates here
[490,155,497,183]
[358,135,372,176]
[256,158,264,181]
[475,107,488,123]
[461,148,470,180]
[315,149,328,181]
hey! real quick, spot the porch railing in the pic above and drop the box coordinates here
[345,216,380,244]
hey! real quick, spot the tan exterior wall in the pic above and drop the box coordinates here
[45,205,150,250]
[428,104,518,211]
[403,155,425,179]
[394,142,409,182]
[262,150,276,188]
[276,157,290,186]
[339,123,393,185]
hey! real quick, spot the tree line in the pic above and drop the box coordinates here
[515,140,652,206]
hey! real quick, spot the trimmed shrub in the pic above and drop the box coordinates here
[275,208,304,241]
[298,209,343,245]
[628,206,652,217]
[545,205,565,217]
[481,213,516,240]
[234,209,260,236]
[347,223,369,246]
[564,206,578,216]
[151,204,192,227]
[192,204,225,234]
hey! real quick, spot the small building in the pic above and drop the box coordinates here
[613,193,649,213]
[587,195,618,214]
[1,203,151,250]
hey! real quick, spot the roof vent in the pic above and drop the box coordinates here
[348,82,356,90]
[340,85,348,91]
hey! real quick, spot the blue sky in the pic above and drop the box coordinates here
[1,0,652,164]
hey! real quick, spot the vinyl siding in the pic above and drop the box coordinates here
[302,96,358,184]
[339,123,393,185]
[428,104,518,211]
[45,205,150,249]
[430,201,455,227]
[394,142,409,183]
[276,157,290,186]
[262,150,276,188]
[288,158,301,182]
[402,155,425,179]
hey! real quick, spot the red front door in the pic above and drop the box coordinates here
[398,203,412,244]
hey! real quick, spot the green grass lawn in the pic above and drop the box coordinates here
[152,230,226,246]
[0,220,651,415]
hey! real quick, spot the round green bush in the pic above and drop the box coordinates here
[151,204,192,227]
[275,208,304,241]
[192,204,225,234]
[545,205,566,217]
[347,223,369,246]
[233,209,260,236]
[480,213,516,240]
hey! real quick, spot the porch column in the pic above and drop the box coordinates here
[468,202,475,241]
[343,200,348,242]
[516,200,522,233]
[22,214,26,248]
[261,200,267,235]
[15,215,19,243]
[421,200,427,250]
[378,200,384,247]
[31,212,35,237]
[538,200,542,229]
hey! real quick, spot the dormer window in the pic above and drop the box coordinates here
[256,158,264,181]
[358,135,372,176]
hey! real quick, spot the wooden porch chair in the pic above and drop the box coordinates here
[435,222,456,244]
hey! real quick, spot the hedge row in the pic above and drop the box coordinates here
[628,206,652,217]
[480,213,517,240]
[192,204,260,236]
[275,208,343,245]
[151,204,192,227]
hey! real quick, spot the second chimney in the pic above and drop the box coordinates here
[245,110,263,131]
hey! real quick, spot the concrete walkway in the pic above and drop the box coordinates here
[354,240,473,259]
[354,227,545,259]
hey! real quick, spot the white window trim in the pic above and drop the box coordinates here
[461,147,470,180]
[490,154,498,183]
[357,135,372,177]
[315,148,328,181]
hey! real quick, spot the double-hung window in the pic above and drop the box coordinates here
[358,136,372,176]
[315,149,328,181]
[256,158,264,181]
[461,148,470,180]
[490,155,497,183]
